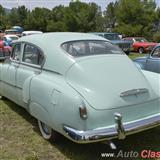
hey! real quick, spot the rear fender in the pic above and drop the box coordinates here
[29,101,50,126]
[22,75,35,104]
[142,70,160,97]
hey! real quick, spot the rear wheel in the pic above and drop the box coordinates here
[138,47,144,54]
[38,120,60,142]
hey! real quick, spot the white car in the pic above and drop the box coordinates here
[21,31,43,36]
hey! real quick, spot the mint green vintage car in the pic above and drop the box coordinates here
[0,33,159,148]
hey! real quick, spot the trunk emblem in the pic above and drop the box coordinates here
[120,88,149,97]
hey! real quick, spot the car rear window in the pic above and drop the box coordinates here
[104,34,120,40]
[61,40,123,57]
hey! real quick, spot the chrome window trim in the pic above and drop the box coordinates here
[20,61,41,69]
[21,41,46,68]
[10,42,22,63]
[150,46,160,59]
[60,40,121,58]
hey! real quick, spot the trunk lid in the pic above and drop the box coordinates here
[66,55,158,110]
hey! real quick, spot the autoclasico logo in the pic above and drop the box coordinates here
[141,150,160,159]
[101,150,160,158]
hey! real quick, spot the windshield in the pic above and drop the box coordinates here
[134,38,147,42]
[104,34,121,40]
[5,30,19,35]
[9,37,18,41]
[62,40,124,57]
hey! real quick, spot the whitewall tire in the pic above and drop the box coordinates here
[38,120,60,141]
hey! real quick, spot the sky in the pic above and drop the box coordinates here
[0,0,160,11]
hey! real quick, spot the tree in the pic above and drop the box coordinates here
[7,6,28,27]
[0,5,6,30]
[25,7,51,31]
[63,1,102,32]
[46,5,67,32]
[113,0,157,39]
[103,2,118,31]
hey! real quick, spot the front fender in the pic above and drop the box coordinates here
[141,70,160,97]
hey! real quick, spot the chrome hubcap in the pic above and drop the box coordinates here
[41,122,51,135]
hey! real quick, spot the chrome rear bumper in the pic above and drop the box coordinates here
[63,113,160,143]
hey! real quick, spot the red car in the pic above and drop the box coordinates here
[0,40,12,60]
[123,37,157,54]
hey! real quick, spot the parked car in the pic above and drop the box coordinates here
[3,34,19,46]
[5,29,21,37]
[0,33,159,148]
[0,40,11,60]
[0,30,4,37]
[12,26,24,33]
[90,32,132,55]
[123,37,157,54]
[134,44,160,73]
[21,31,43,37]
[0,40,5,59]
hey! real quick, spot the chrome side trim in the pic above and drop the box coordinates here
[120,88,149,97]
[63,113,160,143]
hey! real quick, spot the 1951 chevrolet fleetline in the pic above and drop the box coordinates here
[0,33,159,148]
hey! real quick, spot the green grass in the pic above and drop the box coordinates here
[0,53,159,160]
[128,52,147,60]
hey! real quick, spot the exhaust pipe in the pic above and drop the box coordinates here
[102,140,117,150]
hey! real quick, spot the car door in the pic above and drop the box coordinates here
[145,46,160,73]
[16,43,44,108]
[0,43,21,102]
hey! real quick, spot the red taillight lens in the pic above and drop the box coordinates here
[79,105,87,120]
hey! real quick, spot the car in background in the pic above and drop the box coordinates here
[123,37,157,54]
[90,32,132,55]
[3,34,19,46]
[5,29,21,37]
[134,44,160,73]
[0,33,159,148]
[0,40,12,60]
[21,31,43,36]
[12,26,24,34]
[0,40,5,59]
[0,30,4,37]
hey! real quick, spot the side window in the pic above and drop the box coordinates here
[22,44,44,65]
[11,44,21,61]
[152,47,160,58]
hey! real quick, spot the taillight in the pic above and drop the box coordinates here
[79,104,87,120]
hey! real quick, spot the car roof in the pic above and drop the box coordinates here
[124,37,144,39]
[22,31,43,34]
[90,32,119,35]
[16,32,109,74]
[5,29,18,32]
[19,32,107,42]
[4,34,19,37]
